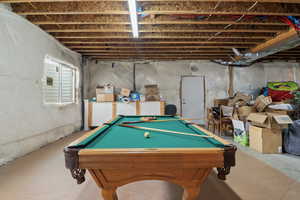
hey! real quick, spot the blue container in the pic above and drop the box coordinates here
[130,93,140,101]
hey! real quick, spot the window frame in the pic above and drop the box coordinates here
[43,55,79,106]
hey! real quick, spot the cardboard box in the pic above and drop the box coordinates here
[145,94,160,101]
[145,84,159,95]
[254,95,272,112]
[265,107,294,115]
[221,105,234,117]
[120,88,131,97]
[247,112,292,129]
[213,98,229,107]
[96,85,114,95]
[228,92,251,106]
[96,87,105,94]
[96,94,115,102]
[238,106,256,121]
[249,125,282,154]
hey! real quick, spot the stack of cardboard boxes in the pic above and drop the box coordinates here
[247,113,293,153]
[216,93,294,154]
[145,85,160,101]
[246,95,293,153]
[96,84,115,102]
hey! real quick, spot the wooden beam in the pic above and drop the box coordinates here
[33,20,286,26]
[4,0,300,3]
[55,35,272,39]
[251,29,299,53]
[77,50,233,53]
[16,11,129,15]
[12,1,300,17]
[15,10,300,16]
[1,0,300,3]
[62,41,259,44]
[90,56,230,59]
[47,29,283,33]
[140,11,300,17]
[90,57,230,60]
[82,53,233,56]
[91,59,232,61]
[69,46,250,49]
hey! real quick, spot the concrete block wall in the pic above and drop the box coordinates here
[85,60,300,114]
[85,60,230,110]
[0,8,82,165]
[234,62,300,96]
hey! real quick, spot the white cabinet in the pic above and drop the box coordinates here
[140,101,163,115]
[116,102,136,115]
[91,102,113,127]
[85,101,165,127]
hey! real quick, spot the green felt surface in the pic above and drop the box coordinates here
[76,115,225,149]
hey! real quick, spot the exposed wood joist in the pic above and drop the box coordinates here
[7,0,300,61]
[27,14,287,26]
[82,52,234,55]
[90,56,231,59]
[11,1,300,16]
[69,46,250,49]
[59,38,266,42]
[55,35,273,39]
[47,29,284,33]
[77,50,233,53]
[3,0,300,3]
[32,20,287,26]
[62,41,259,44]
[91,58,233,61]
[15,10,300,16]
[41,24,288,31]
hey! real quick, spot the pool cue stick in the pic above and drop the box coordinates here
[122,118,200,124]
[118,124,213,138]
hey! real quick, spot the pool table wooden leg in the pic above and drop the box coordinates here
[101,188,118,200]
[182,186,201,200]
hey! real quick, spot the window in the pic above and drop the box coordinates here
[43,56,79,104]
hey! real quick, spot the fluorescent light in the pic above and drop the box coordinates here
[128,0,139,38]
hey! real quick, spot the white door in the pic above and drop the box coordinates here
[181,76,205,124]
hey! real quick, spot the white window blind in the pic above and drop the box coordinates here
[61,64,75,103]
[43,56,78,104]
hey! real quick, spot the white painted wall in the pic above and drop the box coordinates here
[0,8,82,165]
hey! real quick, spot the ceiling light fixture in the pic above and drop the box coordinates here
[128,0,139,38]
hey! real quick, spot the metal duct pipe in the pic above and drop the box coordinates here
[212,29,300,67]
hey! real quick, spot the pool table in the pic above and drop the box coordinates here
[64,115,236,200]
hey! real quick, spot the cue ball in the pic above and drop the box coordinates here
[144,132,150,138]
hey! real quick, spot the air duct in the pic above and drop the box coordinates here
[212,29,300,67]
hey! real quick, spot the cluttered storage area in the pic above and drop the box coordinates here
[2,1,300,200]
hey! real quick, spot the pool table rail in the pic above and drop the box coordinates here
[64,144,236,184]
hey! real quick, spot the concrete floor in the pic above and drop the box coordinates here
[234,141,300,182]
[0,131,300,200]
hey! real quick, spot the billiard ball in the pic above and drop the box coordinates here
[144,132,150,138]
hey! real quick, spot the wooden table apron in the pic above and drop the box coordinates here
[64,118,236,200]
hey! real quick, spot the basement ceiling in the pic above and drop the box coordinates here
[3,0,300,61]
